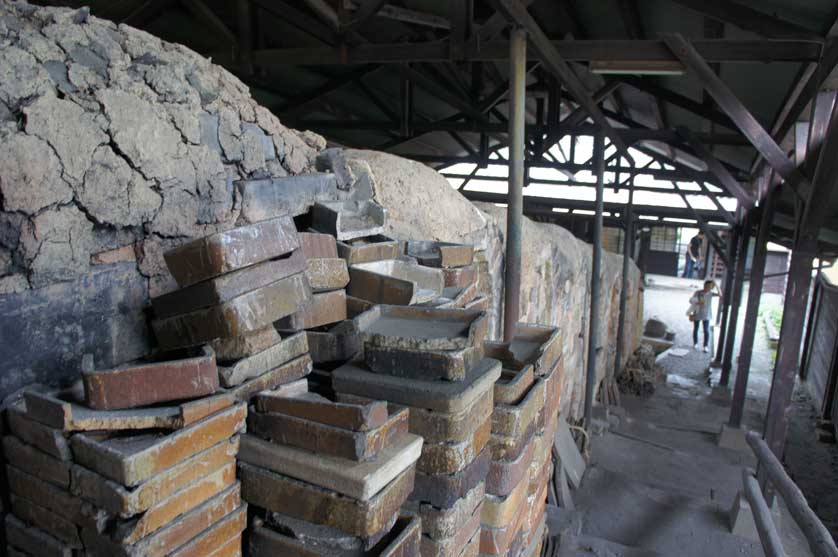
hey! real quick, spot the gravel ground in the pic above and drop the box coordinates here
[643,274,838,541]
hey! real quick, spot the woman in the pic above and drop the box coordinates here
[689,280,720,352]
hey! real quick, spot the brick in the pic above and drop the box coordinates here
[23,388,231,432]
[411,448,490,509]
[486,358,534,405]
[70,403,246,486]
[403,481,484,541]
[5,514,72,557]
[90,244,136,265]
[5,404,71,460]
[239,432,422,500]
[449,282,479,309]
[111,462,236,544]
[492,378,544,438]
[9,494,82,547]
[487,433,536,497]
[218,332,307,387]
[255,391,388,431]
[237,174,338,222]
[489,419,537,463]
[441,263,477,288]
[481,469,528,528]
[348,260,443,305]
[380,514,422,557]
[417,417,491,475]
[207,532,243,557]
[152,250,307,318]
[81,483,241,557]
[2,436,70,488]
[164,216,299,287]
[238,461,414,538]
[311,200,386,241]
[508,324,561,377]
[346,294,375,318]
[333,359,500,414]
[271,377,309,397]
[479,495,527,556]
[152,273,311,349]
[70,437,239,517]
[297,231,338,259]
[357,305,488,352]
[305,258,350,292]
[520,515,546,557]
[266,510,398,553]
[405,389,494,444]
[225,354,313,402]
[247,406,408,462]
[306,320,361,364]
[336,235,400,265]
[168,504,246,557]
[420,503,481,557]
[365,343,483,382]
[248,521,412,557]
[404,241,474,269]
[276,289,347,330]
[6,466,108,532]
[211,325,282,362]
[455,529,479,557]
[463,296,489,312]
[82,345,218,410]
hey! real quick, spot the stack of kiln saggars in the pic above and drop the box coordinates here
[150,216,314,403]
[237,373,423,555]
[482,324,563,557]
[276,231,350,338]
[403,241,488,312]
[3,348,246,556]
[332,306,500,557]
[281,231,356,375]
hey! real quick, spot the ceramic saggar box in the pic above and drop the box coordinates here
[312,200,386,241]
[348,260,444,305]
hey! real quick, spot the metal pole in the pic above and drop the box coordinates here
[713,227,740,365]
[584,131,606,429]
[613,174,635,381]
[720,218,751,386]
[729,189,776,427]
[503,28,527,342]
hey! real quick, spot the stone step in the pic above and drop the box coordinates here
[557,534,665,557]
[573,465,764,557]
[589,429,745,507]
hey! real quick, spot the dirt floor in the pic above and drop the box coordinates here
[643,274,838,542]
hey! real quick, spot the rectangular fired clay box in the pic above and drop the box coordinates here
[348,260,444,306]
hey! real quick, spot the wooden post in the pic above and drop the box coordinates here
[729,188,776,427]
[720,218,751,386]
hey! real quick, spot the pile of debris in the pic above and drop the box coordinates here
[617,344,664,397]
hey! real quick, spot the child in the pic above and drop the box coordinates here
[689,280,720,352]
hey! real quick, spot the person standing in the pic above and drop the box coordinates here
[689,280,720,352]
[682,231,705,278]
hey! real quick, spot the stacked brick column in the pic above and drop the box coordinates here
[333,306,498,557]
[238,377,422,555]
[150,216,315,404]
[483,324,562,557]
[3,349,246,555]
